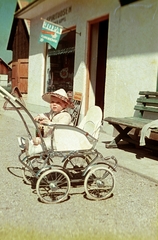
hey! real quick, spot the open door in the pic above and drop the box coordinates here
[88,18,109,116]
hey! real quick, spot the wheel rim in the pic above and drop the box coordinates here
[63,155,90,175]
[22,156,48,184]
[84,166,115,200]
[36,169,70,204]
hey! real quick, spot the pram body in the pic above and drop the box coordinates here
[0,86,117,204]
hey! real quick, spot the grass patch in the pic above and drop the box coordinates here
[0,226,152,240]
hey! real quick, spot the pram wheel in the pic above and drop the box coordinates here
[36,168,70,204]
[84,165,115,200]
[63,154,90,174]
[22,155,50,184]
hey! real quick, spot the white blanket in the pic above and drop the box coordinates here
[139,119,158,146]
[27,129,93,155]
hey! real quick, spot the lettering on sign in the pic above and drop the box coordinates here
[43,21,62,34]
[47,6,72,25]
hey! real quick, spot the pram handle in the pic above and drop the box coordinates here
[0,86,16,101]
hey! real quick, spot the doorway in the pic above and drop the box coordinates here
[88,18,109,115]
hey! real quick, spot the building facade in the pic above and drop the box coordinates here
[15,0,158,132]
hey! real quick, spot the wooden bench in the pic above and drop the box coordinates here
[104,91,158,150]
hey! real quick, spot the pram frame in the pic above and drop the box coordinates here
[0,86,117,203]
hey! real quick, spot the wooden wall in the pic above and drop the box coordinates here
[0,59,10,74]
[12,19,29,61]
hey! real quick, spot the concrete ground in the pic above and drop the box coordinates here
[0,93,158,240]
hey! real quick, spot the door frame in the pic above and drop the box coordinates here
[86,15,109,114]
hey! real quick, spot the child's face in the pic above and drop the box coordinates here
[50,96,67,112]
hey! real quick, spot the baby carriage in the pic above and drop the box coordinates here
[0,86,117,204]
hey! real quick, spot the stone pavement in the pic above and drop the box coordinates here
[0,96,158,183]
[98,131,158,183]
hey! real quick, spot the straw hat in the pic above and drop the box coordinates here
[42,88,71,106]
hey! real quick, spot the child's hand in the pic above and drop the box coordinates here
[34,116,47,122]
[33,137,41,145]
[34,116,41,121]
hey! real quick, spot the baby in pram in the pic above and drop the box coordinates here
[33,88,73,145]
[21,88,75,155]
[21,88,95,155]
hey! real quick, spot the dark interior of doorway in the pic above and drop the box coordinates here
[95,19,109,113]
[119,0,139,6]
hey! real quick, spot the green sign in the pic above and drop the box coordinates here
[39,20,63,49]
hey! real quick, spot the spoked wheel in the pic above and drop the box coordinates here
[63,155,90,174]
[36,168,71,204]
[22,155,50,184]
[84,165,115,200]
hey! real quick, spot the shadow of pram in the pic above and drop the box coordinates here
[7,166,23,179]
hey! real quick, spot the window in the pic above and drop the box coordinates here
[47,30,76,92]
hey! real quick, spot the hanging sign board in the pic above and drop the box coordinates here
[39,19,63,49]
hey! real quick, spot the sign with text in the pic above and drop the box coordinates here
[39,20,63,49]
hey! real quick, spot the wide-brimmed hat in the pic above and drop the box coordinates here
[42,88,72,106]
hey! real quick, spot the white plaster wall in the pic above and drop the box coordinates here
[27,18,50,113]
[0,74,8,86]
[105,0,158,118]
